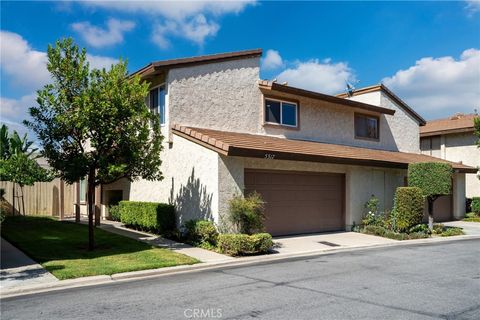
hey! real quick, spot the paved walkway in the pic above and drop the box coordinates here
[0,238,58,290]
[272,231,396,255]
[97,220,234,263]
[444,220,480,236]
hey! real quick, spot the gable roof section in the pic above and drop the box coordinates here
[258,81,395,116]
[420,114,477,137]
[172,125,476,173]
[132,49,263,78]
[336,84,426,126]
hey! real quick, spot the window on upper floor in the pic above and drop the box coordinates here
[355,113,379,140]
[265,98,298,128]
[149,85,166,125]
[79,178,86,203]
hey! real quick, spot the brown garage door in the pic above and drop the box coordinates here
[423,195,453,223]
[244,169,345,236]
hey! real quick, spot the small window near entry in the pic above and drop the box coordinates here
[265,99,298,127]
[355,113,379,140]
[149,86,166,125]
[79,178,86,203]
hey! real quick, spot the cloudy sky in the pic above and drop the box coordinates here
[1,1,479,138]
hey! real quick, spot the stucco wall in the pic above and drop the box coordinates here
[218,156,407,230]
[167,57,261,137]
[112,135,220,226]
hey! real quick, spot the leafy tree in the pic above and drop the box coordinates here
[474,116,480,147]
[25,38,163,250]
[408,162,453,230]
[0,125,51,215]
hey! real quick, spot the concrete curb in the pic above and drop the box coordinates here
[2,234,479,299]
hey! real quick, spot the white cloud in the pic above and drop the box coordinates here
[0,31,117,93]
[152,14,219,49]
[82,0,256,49]
[465,0,480,15]
[275,59,356,94]
[382,48,480,119]
[0,94,37,140]
[72,18,135,48]
[262,49,284,70]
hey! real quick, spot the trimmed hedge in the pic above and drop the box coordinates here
[393,187,425,232]
[119,201,175,234]
[217,233,273,256]
[184,219,218,246]
[109,205,121,222]
[471,197,480,215]
[408,162,453,197]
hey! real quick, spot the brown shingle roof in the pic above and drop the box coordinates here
[132,49,262,78]
[172,125,476,173]
[420,114,477,137]
[336,84,426,126]
[258,81,395,116]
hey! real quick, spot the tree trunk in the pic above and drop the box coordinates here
[427,197,434,231]
[87,169,96,251]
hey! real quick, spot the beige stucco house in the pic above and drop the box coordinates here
[76,49,475,236]
[420,114,479,199]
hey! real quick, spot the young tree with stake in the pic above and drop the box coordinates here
[25,38,163,250]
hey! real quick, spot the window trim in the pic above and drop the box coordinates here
[354,112,380,141]
[149,83,166,126]
[78,178,86,204]
[263,97,299,129]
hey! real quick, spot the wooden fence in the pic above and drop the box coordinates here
[0,179,76,218]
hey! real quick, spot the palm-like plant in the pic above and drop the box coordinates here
[0,125,38,160]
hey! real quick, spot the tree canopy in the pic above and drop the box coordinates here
[408,162,453,198]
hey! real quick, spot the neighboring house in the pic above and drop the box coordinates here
[420,113,479,199]
[76,49,475,236]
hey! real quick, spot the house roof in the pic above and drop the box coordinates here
[258,81,396,116]
[172,125,476,173]
[420,113,477,137]
[132,49,263,78]
[336,84,426,126]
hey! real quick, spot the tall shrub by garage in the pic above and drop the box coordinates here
[471,197,480,215]
[119,201,175,234]
[408,162,453,230]
[392,187,424,232]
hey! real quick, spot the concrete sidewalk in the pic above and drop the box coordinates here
[0,238,58,290]
[97,220,234,263]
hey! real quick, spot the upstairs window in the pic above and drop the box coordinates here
[355,113,379,140]
[149,85,166,125]
[265,99,298,127]
[79,178,86,203]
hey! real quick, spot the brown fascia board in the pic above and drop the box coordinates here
[131,49,263,78]
[337,84,426,126]
[420,127,475,138]
[259,82,396,116]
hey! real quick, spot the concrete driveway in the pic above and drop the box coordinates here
[444,220,480,236]
[0,238,57,290]
[272,231,396,255]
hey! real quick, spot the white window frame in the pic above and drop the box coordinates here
[149,83,167,126]
[264,97,298,128]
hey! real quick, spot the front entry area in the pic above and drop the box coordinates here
[244,169,345,236]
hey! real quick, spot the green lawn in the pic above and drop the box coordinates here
[1,216,198,280]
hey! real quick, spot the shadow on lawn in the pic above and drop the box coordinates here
[1,216,155,263]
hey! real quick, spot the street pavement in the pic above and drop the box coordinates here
[1,238,479,320]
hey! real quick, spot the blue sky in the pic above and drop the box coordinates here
[1,0,480,136]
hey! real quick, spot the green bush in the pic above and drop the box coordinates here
[392,187,425,232]
[433,223,445,234]
[471,197,480,215]
[409,224,430,234]
[227,192,265,234]
[408,162,453,197]
[440,227,464,237]
[119,201,175,234]
[183,219,218,246]
[407,232,430,239]
[109,205,121,222]
[217,233,273,256]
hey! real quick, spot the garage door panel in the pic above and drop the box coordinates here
[245,169,345,236]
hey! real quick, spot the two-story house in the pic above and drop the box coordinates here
[420,113,479,199]
[89,49,474,236]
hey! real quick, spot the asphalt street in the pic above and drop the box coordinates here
[1,239,479,320]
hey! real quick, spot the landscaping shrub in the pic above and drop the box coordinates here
[217,233,273,256]
[471,197,480,215]
[433,223,445,234]
[440,227,464,237]
[392,187,424,232]
[119,201,175,234]
[183,219,218,246]
[227,192,265,234]
[109,205,121,222]
[409,224,430,235]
